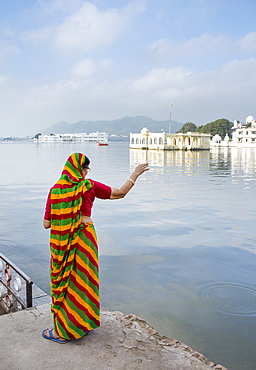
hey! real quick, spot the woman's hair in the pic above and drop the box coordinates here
[82,156,90,168]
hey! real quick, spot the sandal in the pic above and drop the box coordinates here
[42,329,68,344]
[84,330,92,336]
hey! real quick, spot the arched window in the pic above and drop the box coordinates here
[149,138,152,144]
[131,138,134,144]
[154,138,157,144]
[173,138,176,146]
[159,137,163,145]
[136,138,139,144]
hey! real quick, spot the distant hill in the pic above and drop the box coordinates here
[40,116,184,140]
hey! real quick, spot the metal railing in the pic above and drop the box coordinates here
[0,253,33,312]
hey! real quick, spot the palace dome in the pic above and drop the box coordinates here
[140,127,150,134]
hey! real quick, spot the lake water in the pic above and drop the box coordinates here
[1,141,256,369]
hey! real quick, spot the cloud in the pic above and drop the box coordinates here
[1,56,255,137]
[1,1,256,137]
[130,57,256,123]
[0,75,9,85]
[0,41,20,59]
[134,57,256,98]
[239,32,256,52]
[133,67,191,91]
[70,58,112,79]
[71,59,97,80]
[16,1,146,53]
[1,27,16,38]
[19,26,55,45]
[54,1,145,52]
[147,32,256,65]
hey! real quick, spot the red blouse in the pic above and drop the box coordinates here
[44,179,112,220]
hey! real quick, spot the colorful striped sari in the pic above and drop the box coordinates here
[49,153,100,339]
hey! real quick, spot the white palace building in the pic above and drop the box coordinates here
[33,131,108,143]
[211,115,256,148]
[130,128,211,150]
[231,115,256,147]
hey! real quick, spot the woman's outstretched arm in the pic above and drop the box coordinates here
[110,163,149,199]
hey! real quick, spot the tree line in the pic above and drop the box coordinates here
[177,119,233,139]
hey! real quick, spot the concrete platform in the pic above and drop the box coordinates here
[0,303,227,370]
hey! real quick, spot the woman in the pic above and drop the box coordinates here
[42,152,149,343]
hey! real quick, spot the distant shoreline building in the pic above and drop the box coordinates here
[231,115,256,148]
[130,128,211,150]
[33,132,108,143]
[211,115,256,148]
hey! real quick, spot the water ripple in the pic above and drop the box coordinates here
[0,239,16,249]
[200,283,256,316]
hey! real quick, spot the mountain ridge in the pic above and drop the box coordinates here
[40,116,184,138]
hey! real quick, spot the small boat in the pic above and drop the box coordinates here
[98,142,109,146]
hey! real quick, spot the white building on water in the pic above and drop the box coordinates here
[33,132,108,143]
[210,115,256,148]
[230,115,256,148]
[130,128,211,150]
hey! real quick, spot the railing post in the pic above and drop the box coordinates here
[26,281,33,308]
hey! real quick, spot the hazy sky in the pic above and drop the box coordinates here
[0,0,256,136]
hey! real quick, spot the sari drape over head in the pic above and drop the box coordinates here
[49,152,100,339]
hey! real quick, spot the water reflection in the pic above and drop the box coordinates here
[209,147,231,175]
[231,147,256,177]
[130,148,211,175]
[130,147,256,189]
[210,147,256,183]
[1,143,256,370]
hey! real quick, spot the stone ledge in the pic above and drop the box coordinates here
[0,303,228,370]
[116,312,227,370]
